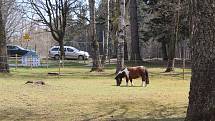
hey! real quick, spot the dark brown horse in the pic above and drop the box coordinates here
[115,66,149,87]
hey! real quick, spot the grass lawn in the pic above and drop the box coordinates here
[0,64,191,121]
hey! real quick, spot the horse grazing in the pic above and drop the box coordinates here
[115,66,149,87]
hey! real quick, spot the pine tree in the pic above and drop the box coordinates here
[185,0,215,120]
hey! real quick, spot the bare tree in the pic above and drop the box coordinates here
[116,0,125,73]
[0,0,9,73]
[22,0,78,59]
[185,0,215,120]
[2,0,24,42]
[89,0,102,72]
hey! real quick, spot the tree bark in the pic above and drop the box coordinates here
[89,0,102,72]
[124,40,128,61]
[130,0,141,62]
[165,58,175,72]
[161,41,168,61]
[59,39,65,60]
[165,0,180,72]
[185,0,215,120]
[165,41,175,72]
[101,0,110,66]
[0,0,9,73]
[116,0,125,73]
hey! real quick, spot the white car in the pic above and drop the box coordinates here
[49,46,89,60]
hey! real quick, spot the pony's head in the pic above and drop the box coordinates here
[115,71,126,86]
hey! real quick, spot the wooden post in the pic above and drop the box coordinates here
[31,55,33,69]
[58,60,61,78]
[62,56,64,68]
[183,39,186,80]
[78,56,80,64]
[183,58,186,80]
[46,55,49,69]
[15,54,18,69]
[109,56,111,65]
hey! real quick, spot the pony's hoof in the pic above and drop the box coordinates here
[142,84,147,87]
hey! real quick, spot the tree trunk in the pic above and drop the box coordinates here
[0,1,9,73]
[58,40,65,60]
[124,40,128,61]
[161,41,168,61]
[165,58,175,72]
[185,0,215,121]
[165,0,180,72]
[130,0,141,62]
[165,41,175,72]
[116,0,125,73]
[89,0,102,72]
[101,0,110,66]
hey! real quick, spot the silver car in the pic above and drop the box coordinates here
[49,46,89,60]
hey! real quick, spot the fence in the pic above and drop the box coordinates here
[0,54,191,78]
[1,54,191,69]
[3,55,90,69]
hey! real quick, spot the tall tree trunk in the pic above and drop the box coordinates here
[116,0,125,73]
[0,1,9,73]
[101,0,110,66]
[165,42,175,72]
[165,0,180,72]
[130,0,141,62]
[161,41,168,61]
[185,0,215,121]
[124,40,128,60]
[89,0,102,72]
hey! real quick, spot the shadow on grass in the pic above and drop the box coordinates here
[0,107,49,121]
[104,118,185,121]
[149,71,191,80]
[0,107,185,121]
[81,100,186,121]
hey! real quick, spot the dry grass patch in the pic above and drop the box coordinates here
[0,66,190,121]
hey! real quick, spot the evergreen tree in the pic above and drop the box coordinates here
[185,0,215,120]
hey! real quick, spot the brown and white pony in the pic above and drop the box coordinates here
[115,66,149,87]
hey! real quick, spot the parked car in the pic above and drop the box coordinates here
[7,45,36,57]
[49,46,90,60]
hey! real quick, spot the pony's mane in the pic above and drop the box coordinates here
[116,67,128,77]
[121,67,127,71]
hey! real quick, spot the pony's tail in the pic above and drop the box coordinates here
[145,69,149,84]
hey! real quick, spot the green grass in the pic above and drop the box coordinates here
[0,65,191,121]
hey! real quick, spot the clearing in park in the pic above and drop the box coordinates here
[0,62,190,121]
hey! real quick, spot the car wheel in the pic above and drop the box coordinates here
[54,55,60,60]
[78,55,84,60]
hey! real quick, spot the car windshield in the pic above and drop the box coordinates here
[17,46,25,50]
[51,48,59,51]
[72,48,79,51]
[51,46,80,52]
[8,45,25,50]
[67,47,79,52]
